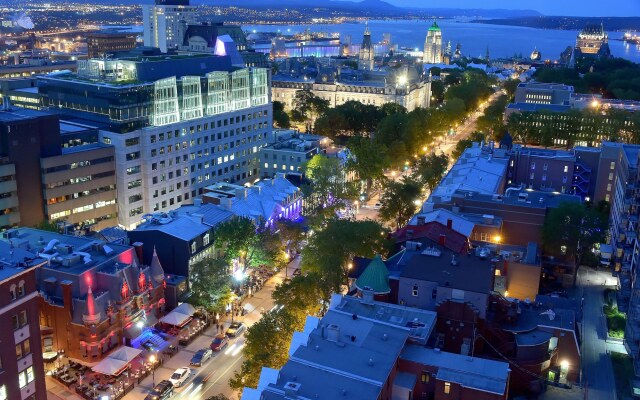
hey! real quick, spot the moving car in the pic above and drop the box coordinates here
[168,367,191,388]
[190,348,213,366]
[226,322,246,337]
[210,334,229,351]
[144,380,174,400]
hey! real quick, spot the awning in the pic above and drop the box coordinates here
[159,310,192,327]
[92,346,142,376]
[173,303,196,316]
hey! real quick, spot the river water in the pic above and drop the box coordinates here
[243,19,640,63]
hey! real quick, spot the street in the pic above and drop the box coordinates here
[125,258,301,400]
[577,266,622,400]
[355,90,505,222]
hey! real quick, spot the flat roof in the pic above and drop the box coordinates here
[400,345,510,395]
[507,103,571,113]
[501,303,575,333]
[0,228,132,276]
[330,294,437,344]
[451,187,581,209]
[400,247,496,294]
[0,241,46,282]
[0,106,51,123]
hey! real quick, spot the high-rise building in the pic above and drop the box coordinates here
[358,23,374,71]
[423,21,443,64]
[0,237,47,400]
[38,49,271,229]
[142,0,198,53]
[0,104,117,231]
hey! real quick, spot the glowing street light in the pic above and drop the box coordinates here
[149,354,156,386]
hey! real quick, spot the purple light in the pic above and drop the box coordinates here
[214,39,227,57]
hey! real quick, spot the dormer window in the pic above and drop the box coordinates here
[9,284,16,301]
[17,281,25,297]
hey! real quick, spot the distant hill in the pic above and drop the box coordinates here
[477,16,640,31]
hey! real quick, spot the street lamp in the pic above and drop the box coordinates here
[149,354,156,387]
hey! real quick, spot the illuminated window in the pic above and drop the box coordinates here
[444,382,450,394]
[421,371,429,383]
[412,285,419,297]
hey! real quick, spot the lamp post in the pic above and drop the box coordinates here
[493,235,502,256]
[149,354,156,387]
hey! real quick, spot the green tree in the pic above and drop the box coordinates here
[205,395,231,400]
[293,89,330,129]
[542,201,608,283]
[272,274,324,320]
[503,79,521,100]
[301,218,390,293]
[272,101,290,128]
[188,257,232,313]
[413,152,449,194]
[229,309,301,390]
[430,80,445,104]
[276,219,306,255]
[378,177,422,229]
[452,139,473,160]
[347,137,390,198]
[34,219,61,233]
[302,154,356,216]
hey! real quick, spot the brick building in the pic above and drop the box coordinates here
[0,235,47,400]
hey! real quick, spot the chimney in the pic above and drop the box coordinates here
[61,281,74,318]
[326,324,340,342]
[446,218,453,229]
[132,242,144,265]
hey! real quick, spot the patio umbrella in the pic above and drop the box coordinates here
[92,347,142,376]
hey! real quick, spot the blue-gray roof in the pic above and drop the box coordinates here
[400,345,510,395]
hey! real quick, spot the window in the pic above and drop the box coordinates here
[530,162,535,170]
[444,382,451,395]
[125,137,140,147]
[421,371,430,384]
[10,285,16,300]
[191,242,197,254]
[543,163,548,171]
[542,174,547,182]
[19,310,27,326]
[18,366,34,389]
[12,315,19,330]
[23,339,30,355]
[412,285,419,297]
[15,343,22,359]
[480,232,488,241]
[605,194,610,202]
[0,385,6,400]
[609,173,614,181]
[564,165,569,173]
[610,161,615,170]
[203,233,210,246]
[607,184,612,192]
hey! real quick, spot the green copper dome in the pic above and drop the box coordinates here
[428,21,441,32]
[355,255,390,294]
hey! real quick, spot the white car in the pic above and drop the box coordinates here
[168,367,191,388]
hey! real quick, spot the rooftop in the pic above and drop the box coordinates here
[0,106,51,123]
[133,203,234,240]
[330,294,436,344]
[0,227,132,276]
[0,240,47,282]
[451,186,581,209]
[501,302,576,333]
[400,345,510,395]
[400,245,496,294]
[428,144,509,204]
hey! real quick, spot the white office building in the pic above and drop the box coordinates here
[143,0,198,53]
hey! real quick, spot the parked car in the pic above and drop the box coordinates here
[190,348,213,366]
[226,322,246,337]
[168,367,191,388]
[145,380,174,400]
[210,334,229,351]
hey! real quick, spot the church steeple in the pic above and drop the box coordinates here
[358,21,374,71]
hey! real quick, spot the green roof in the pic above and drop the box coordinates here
[428,21,441,32]
[356,255,390,294]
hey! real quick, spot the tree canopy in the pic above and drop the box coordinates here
[378,177,422,229]
[412,152,450,194]
[301,218,390,293]
[542,201,608,274]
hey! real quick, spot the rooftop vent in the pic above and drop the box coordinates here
[326,324,340,342]
[422,247,442,257]
[284,381,302,397]
[368,358,374,366]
